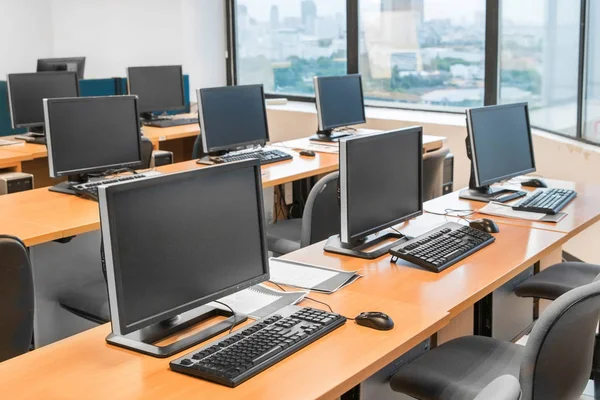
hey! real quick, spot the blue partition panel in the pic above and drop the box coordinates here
[79,78,119,97]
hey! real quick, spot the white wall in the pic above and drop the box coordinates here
[0,0,226,91]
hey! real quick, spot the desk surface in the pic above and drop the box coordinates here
[0,291,449,400]
[0,148,32,166]
[0,140,47,159]
[425,179,600,239]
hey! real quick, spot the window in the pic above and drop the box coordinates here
[359,0,486,111]
[234,0,347,96]
[499,0,581,137]
[583,0,600,143]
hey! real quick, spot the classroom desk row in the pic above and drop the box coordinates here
[2,178,598,399]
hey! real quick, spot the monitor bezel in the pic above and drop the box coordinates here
[44,95,143,178]
[340,127,424,244]
[98,160,270,336]
[126,65,186,114]
[315,74,367,132]
[467,102,537,187]
[37,57,86,79]
[7,71,80,129]
[198,84,270,153]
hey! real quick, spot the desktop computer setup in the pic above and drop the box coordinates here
[460,102,577,215]
[196,84,292,165]
[37,57,86,79]
[321,127,496,271]
[7,71,80,145]
[44,95,159,200]
[311,74,366,143]
[97,160,345,386]
[127,65,198,127]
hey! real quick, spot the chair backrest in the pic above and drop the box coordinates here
[422,146,450,201]
[140,136,153,169]
[0,235,34,362]
[192,133,205,159]
[300,172,340,247]
[519,275,600,400]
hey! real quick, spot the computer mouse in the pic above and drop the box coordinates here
[299,150,316,157]
[469,218,500,234]
[355,311,394,331]
[521,178,548,188]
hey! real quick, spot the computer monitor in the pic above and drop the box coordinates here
[127,65,185,120]
[44,95,142,195]
[459,103,536,202]
[198,84,269,154]
[325,127,423,259]
[7,72,80,132]
[100,160,268,357]
[312,74,366,143]
[37,57,86,79]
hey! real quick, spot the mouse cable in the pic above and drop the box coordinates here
[270,281,355,320]
[213,300,238,334]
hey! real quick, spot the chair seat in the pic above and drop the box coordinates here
[58,280,110,323]
[266,218,302,255]
[390,336,524,400]
[515,262,600,300]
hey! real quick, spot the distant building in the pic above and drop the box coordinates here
[302,0,317,35]
[380,0,424,25]
[270,5,279,30]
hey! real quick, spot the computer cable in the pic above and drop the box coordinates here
[213,300,238,334]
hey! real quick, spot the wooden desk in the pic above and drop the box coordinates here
[425,179,600,240]
[0,292,449,400]
[281,134,446,154]
[0,148,32,170]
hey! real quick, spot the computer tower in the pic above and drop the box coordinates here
[150,150,173,167]
[474,267,533,341]
[442,153,454,195]
[0,172,34,195]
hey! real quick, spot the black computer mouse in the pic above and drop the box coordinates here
[299,150,316,157]
[469,218,500,234]
[355,312,394,331]
[521,178,548,188]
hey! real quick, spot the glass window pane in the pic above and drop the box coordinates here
[499,0,581,136]
[359,0,486,111]
[583,0,600,143]
[235,0,347,96]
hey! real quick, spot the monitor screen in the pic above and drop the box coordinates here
[340,127,423,243]
[99,160,269,335]
[198,85,269,152]
[468,103,536,187]
[45,96,142,177]
[127,65,185,114]
[37,57,86,79]
[7,72,80,129]
[316,74,366,131]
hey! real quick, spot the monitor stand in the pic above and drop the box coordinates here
[106,304,247,358]
[324,228,410,259]
[309,129,353,143]
[15,127,46,144]
[48,174,89,196]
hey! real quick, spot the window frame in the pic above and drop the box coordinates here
[226,0,596,144]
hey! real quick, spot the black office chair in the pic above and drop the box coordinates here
[140,136,153,169]
[0,235,34,362]
[192,133,205,159]
[390,275,600,400]
[266,172,340,256]
[423,146,450,201]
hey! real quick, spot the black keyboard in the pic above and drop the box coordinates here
[493,190,527,203]
[170,305,346,387]
[209,149,293,165]
[389,222,495,273]
[143,117,198,128]
[512,188,576,215]
[72,172,158,201]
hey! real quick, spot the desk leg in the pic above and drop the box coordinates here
[437,306,475,345]
[29,231,104,348]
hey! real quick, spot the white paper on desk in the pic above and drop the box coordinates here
[0,139,24,146]
[273,142,339,154]
[269,259,338,288]
[479,202,567,223]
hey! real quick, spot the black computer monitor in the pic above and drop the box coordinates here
[99,160,269,357]
[44,95,142,194]
[197,84,269,154]
[7,72,80,131]
[312,74,366,143]
[325,127,423,259]
[37,57,86,79]
[127,65,185,119]
[459,103,536,202]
